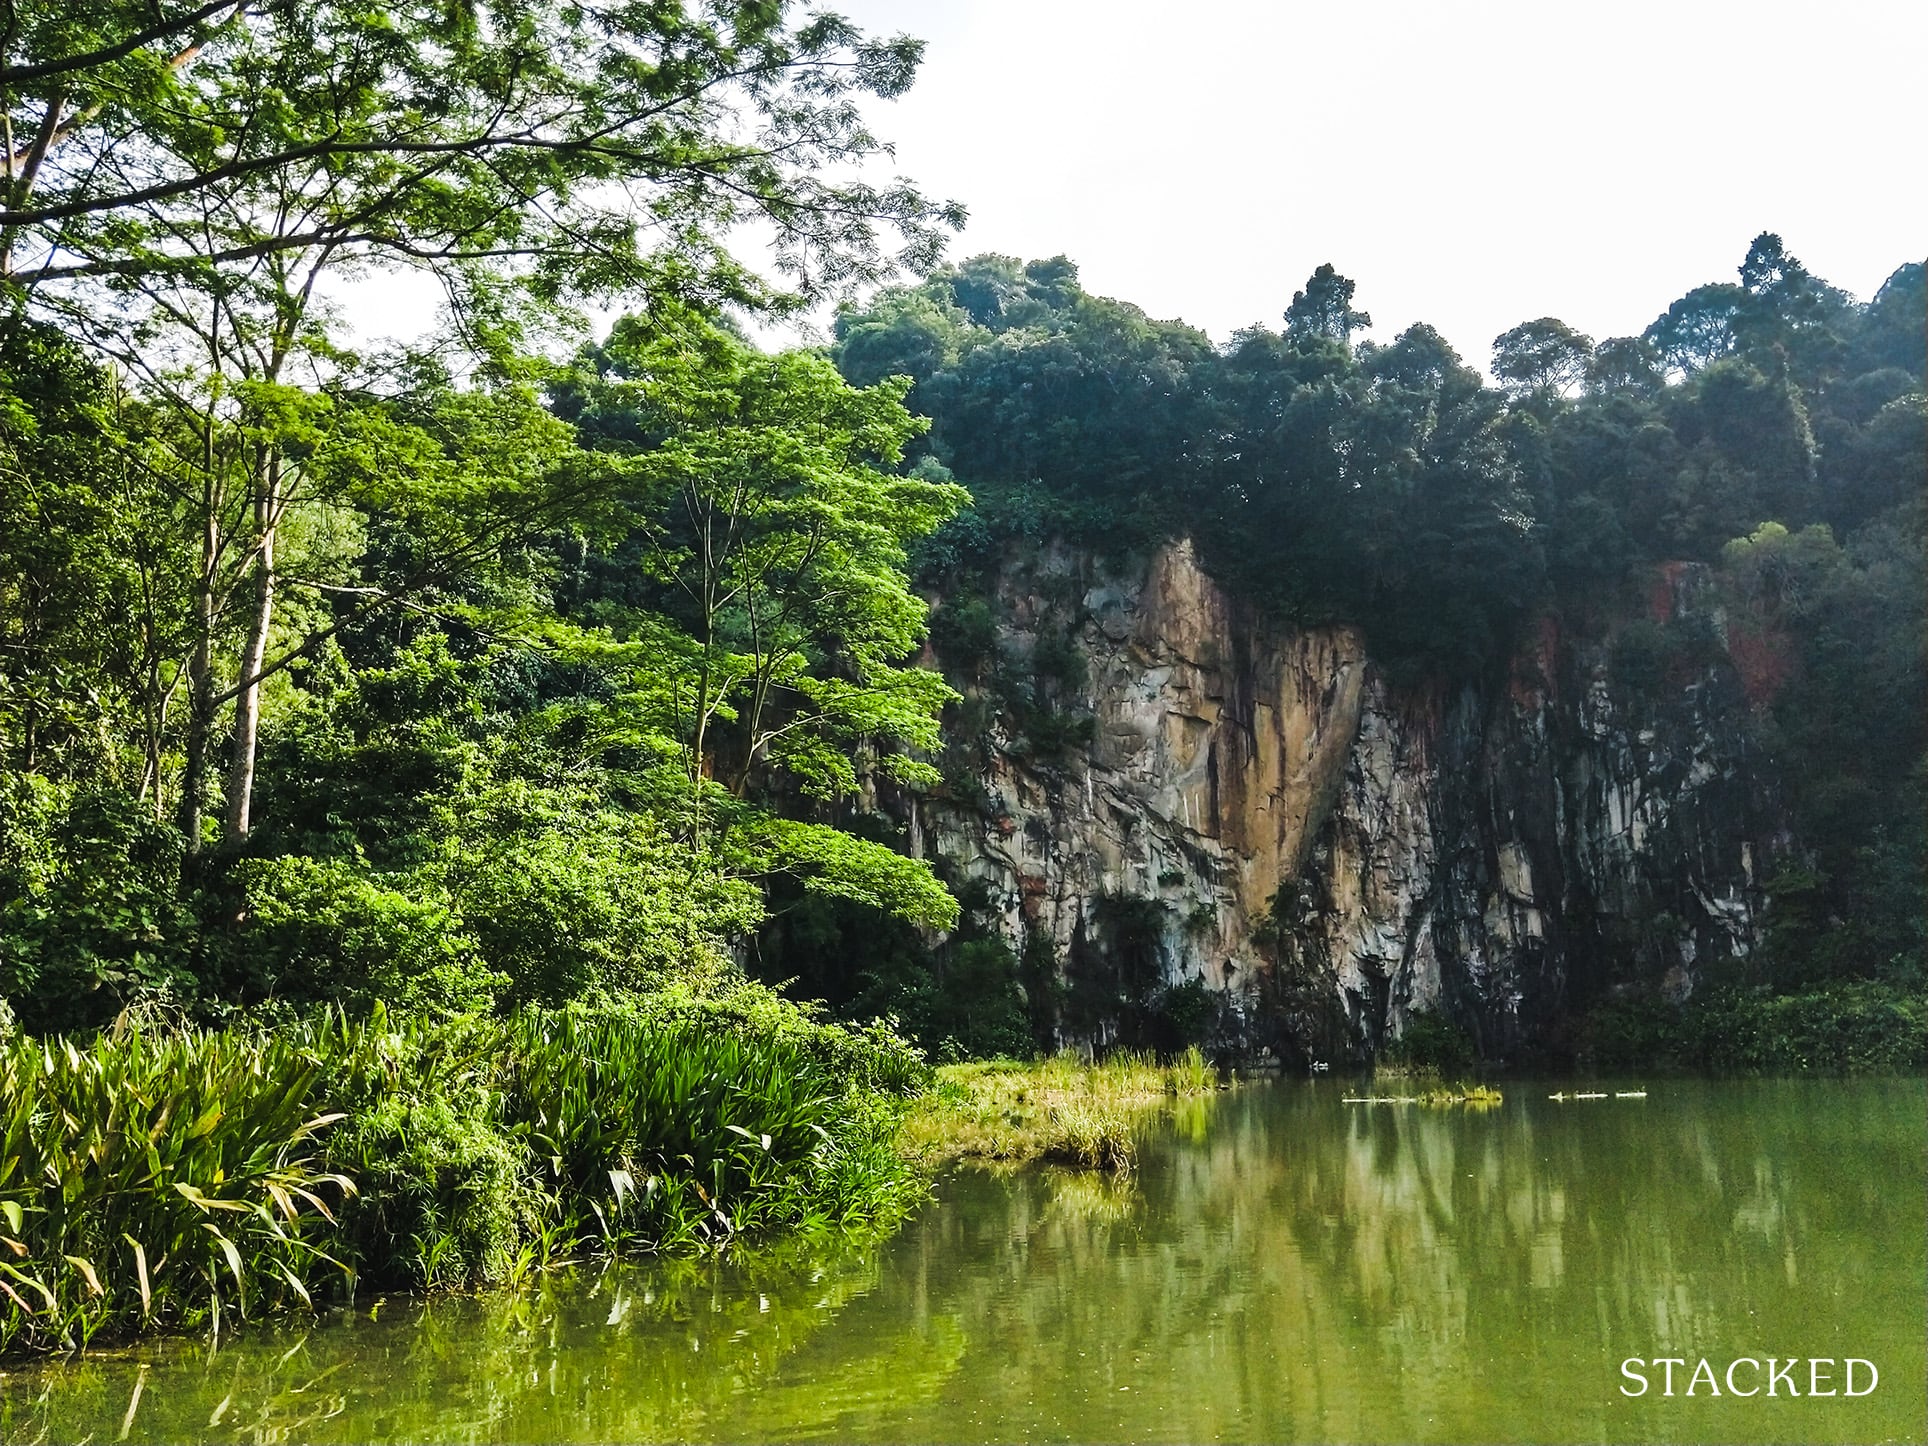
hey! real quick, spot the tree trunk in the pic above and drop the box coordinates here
[0,85,64,278]
[223,450,278,839]
[176,456,223,851]
[177,598,214,850]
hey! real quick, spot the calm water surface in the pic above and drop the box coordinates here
[4,1078,1921,1444]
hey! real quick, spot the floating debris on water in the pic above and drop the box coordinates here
[1343,1085,1502,1108]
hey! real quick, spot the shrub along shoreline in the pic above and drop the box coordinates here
[1575,981,1927,1073]
[0,993,1237,1357]
[0,989,928,1356]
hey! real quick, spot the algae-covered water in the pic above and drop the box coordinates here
[4,1077,1921,1444]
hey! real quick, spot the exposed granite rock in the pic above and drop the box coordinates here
[912,539,1784,1063]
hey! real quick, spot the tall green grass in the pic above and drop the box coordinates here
[0,1016,359,1351]
[0,997,929,1354]
[900,1046,1222,1174]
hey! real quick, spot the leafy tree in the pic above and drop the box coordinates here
[1850,261,1926,379]
[5,0,964,857]
[1644,282,1745,378]
[0,775,197,1028]
[1585,335,1664,396]
[230,854,501,1014]
[138,362,595,849]
[1735,233,1847,340]
[832,289,976,391]
[2,0,959,299]
[927,306,1212,539]
[1491,317,1594,401]
[1678,356,1816,530]
[944,254,1031,329]
[237,630,773,1008]
[550,305,964,927]
[1351,324,1538,670]
[1821,389,1925,533]
[1284,263,1370,344]
[0,320,196,798]
[1189,321,1361,621]
[560,307,965,804]
[1720,520,1925,985]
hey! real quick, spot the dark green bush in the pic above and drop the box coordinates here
[924,937,1032,1061]
[1151,977,1219,1053]
[928,596,1000,676]
[0,780,198,1032]
[1607,620,1670,699]
[1577,982,1926,1073]
[1383,1010,1476,1072]
[335,1092,533,1288]
[231,856,502,1015]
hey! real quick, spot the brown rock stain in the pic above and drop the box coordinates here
[1125,541,1367,925]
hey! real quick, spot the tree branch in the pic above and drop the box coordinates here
[0,0,240,86]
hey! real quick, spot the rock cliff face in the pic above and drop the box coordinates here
[913,540,1784,1062]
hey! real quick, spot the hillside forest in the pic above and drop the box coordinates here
[0,1,1921,1066]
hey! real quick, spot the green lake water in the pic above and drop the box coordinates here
[4,1077,1922,1444]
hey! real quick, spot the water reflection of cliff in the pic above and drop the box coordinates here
[839,1078,1923,1444]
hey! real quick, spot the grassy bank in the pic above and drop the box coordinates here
[0,988,928,1355]
[898,1048,1220,1174]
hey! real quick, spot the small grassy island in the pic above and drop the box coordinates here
[1341,1084,1505,1108]
[900,1048,1221,1173]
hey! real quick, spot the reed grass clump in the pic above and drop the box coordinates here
[0,995,929,1355]
[0,1016,359,1352]
[900,1046,1221,1174]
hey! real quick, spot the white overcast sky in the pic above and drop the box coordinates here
[816,0,1927,362]
[342,0,1927,368]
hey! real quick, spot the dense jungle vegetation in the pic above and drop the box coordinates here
[0,6,1921,1052]
[0,0,973,1347]
[0,0,973,1040]
[0,0,1920,1354]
